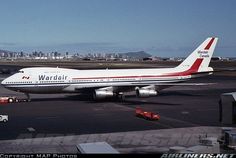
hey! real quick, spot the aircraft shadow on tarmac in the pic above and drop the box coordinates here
[31,97,70,102]
[31,94,94,102]
[30,94,181,106]
[121,100,181,106]
[66,94,183,106]
[158,91,204,97]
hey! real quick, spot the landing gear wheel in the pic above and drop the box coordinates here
[25,93,31,102]
[117,94,125,101]
[8,98,14,103]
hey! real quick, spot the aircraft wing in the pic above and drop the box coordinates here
[74,82,215,94]
[131,82,216,86]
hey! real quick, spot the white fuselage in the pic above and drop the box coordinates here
[0,37,218,97]
[1,67,191,94]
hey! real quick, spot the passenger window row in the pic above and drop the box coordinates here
[6,81,32,84]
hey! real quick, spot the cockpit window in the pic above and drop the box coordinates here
[18,71,24,73]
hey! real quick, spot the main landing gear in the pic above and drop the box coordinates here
[117,92,125,101]
[25,93,31,102]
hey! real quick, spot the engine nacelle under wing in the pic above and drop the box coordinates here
[136,89,158,98]
[93,90,114,100]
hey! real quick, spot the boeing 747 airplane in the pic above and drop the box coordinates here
[1,37,218,100]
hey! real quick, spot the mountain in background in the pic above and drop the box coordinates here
[122,51,152,59]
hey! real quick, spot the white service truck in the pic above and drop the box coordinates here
[0,115,8,122]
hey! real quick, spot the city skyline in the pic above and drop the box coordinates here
[0,0,236,57]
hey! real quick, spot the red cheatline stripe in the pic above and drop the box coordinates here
[72,75,176,80]
[166,58,203,76]
[72,58,203,80]
[204,38,215,50]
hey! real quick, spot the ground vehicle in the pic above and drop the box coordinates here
[0,96,17,103]
[135,107,160,121]
[0,115,8,122]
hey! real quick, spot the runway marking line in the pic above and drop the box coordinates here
[27,127,36,132]
[35,116,58,120]
[160,116,199,127]
[181,111,189,114]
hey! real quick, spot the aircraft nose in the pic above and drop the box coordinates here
[1,78,7,86]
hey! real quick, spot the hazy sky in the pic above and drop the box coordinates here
[0,0,236,57]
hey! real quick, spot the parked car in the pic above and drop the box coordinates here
[0,115,8,122]
[135,107,160,121]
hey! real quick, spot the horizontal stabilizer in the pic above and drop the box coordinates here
[190,71,213,75]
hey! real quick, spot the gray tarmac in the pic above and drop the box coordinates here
[0,73,235,142]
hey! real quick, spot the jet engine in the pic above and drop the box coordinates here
[136,89,158,98]
[93,90,114,100]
